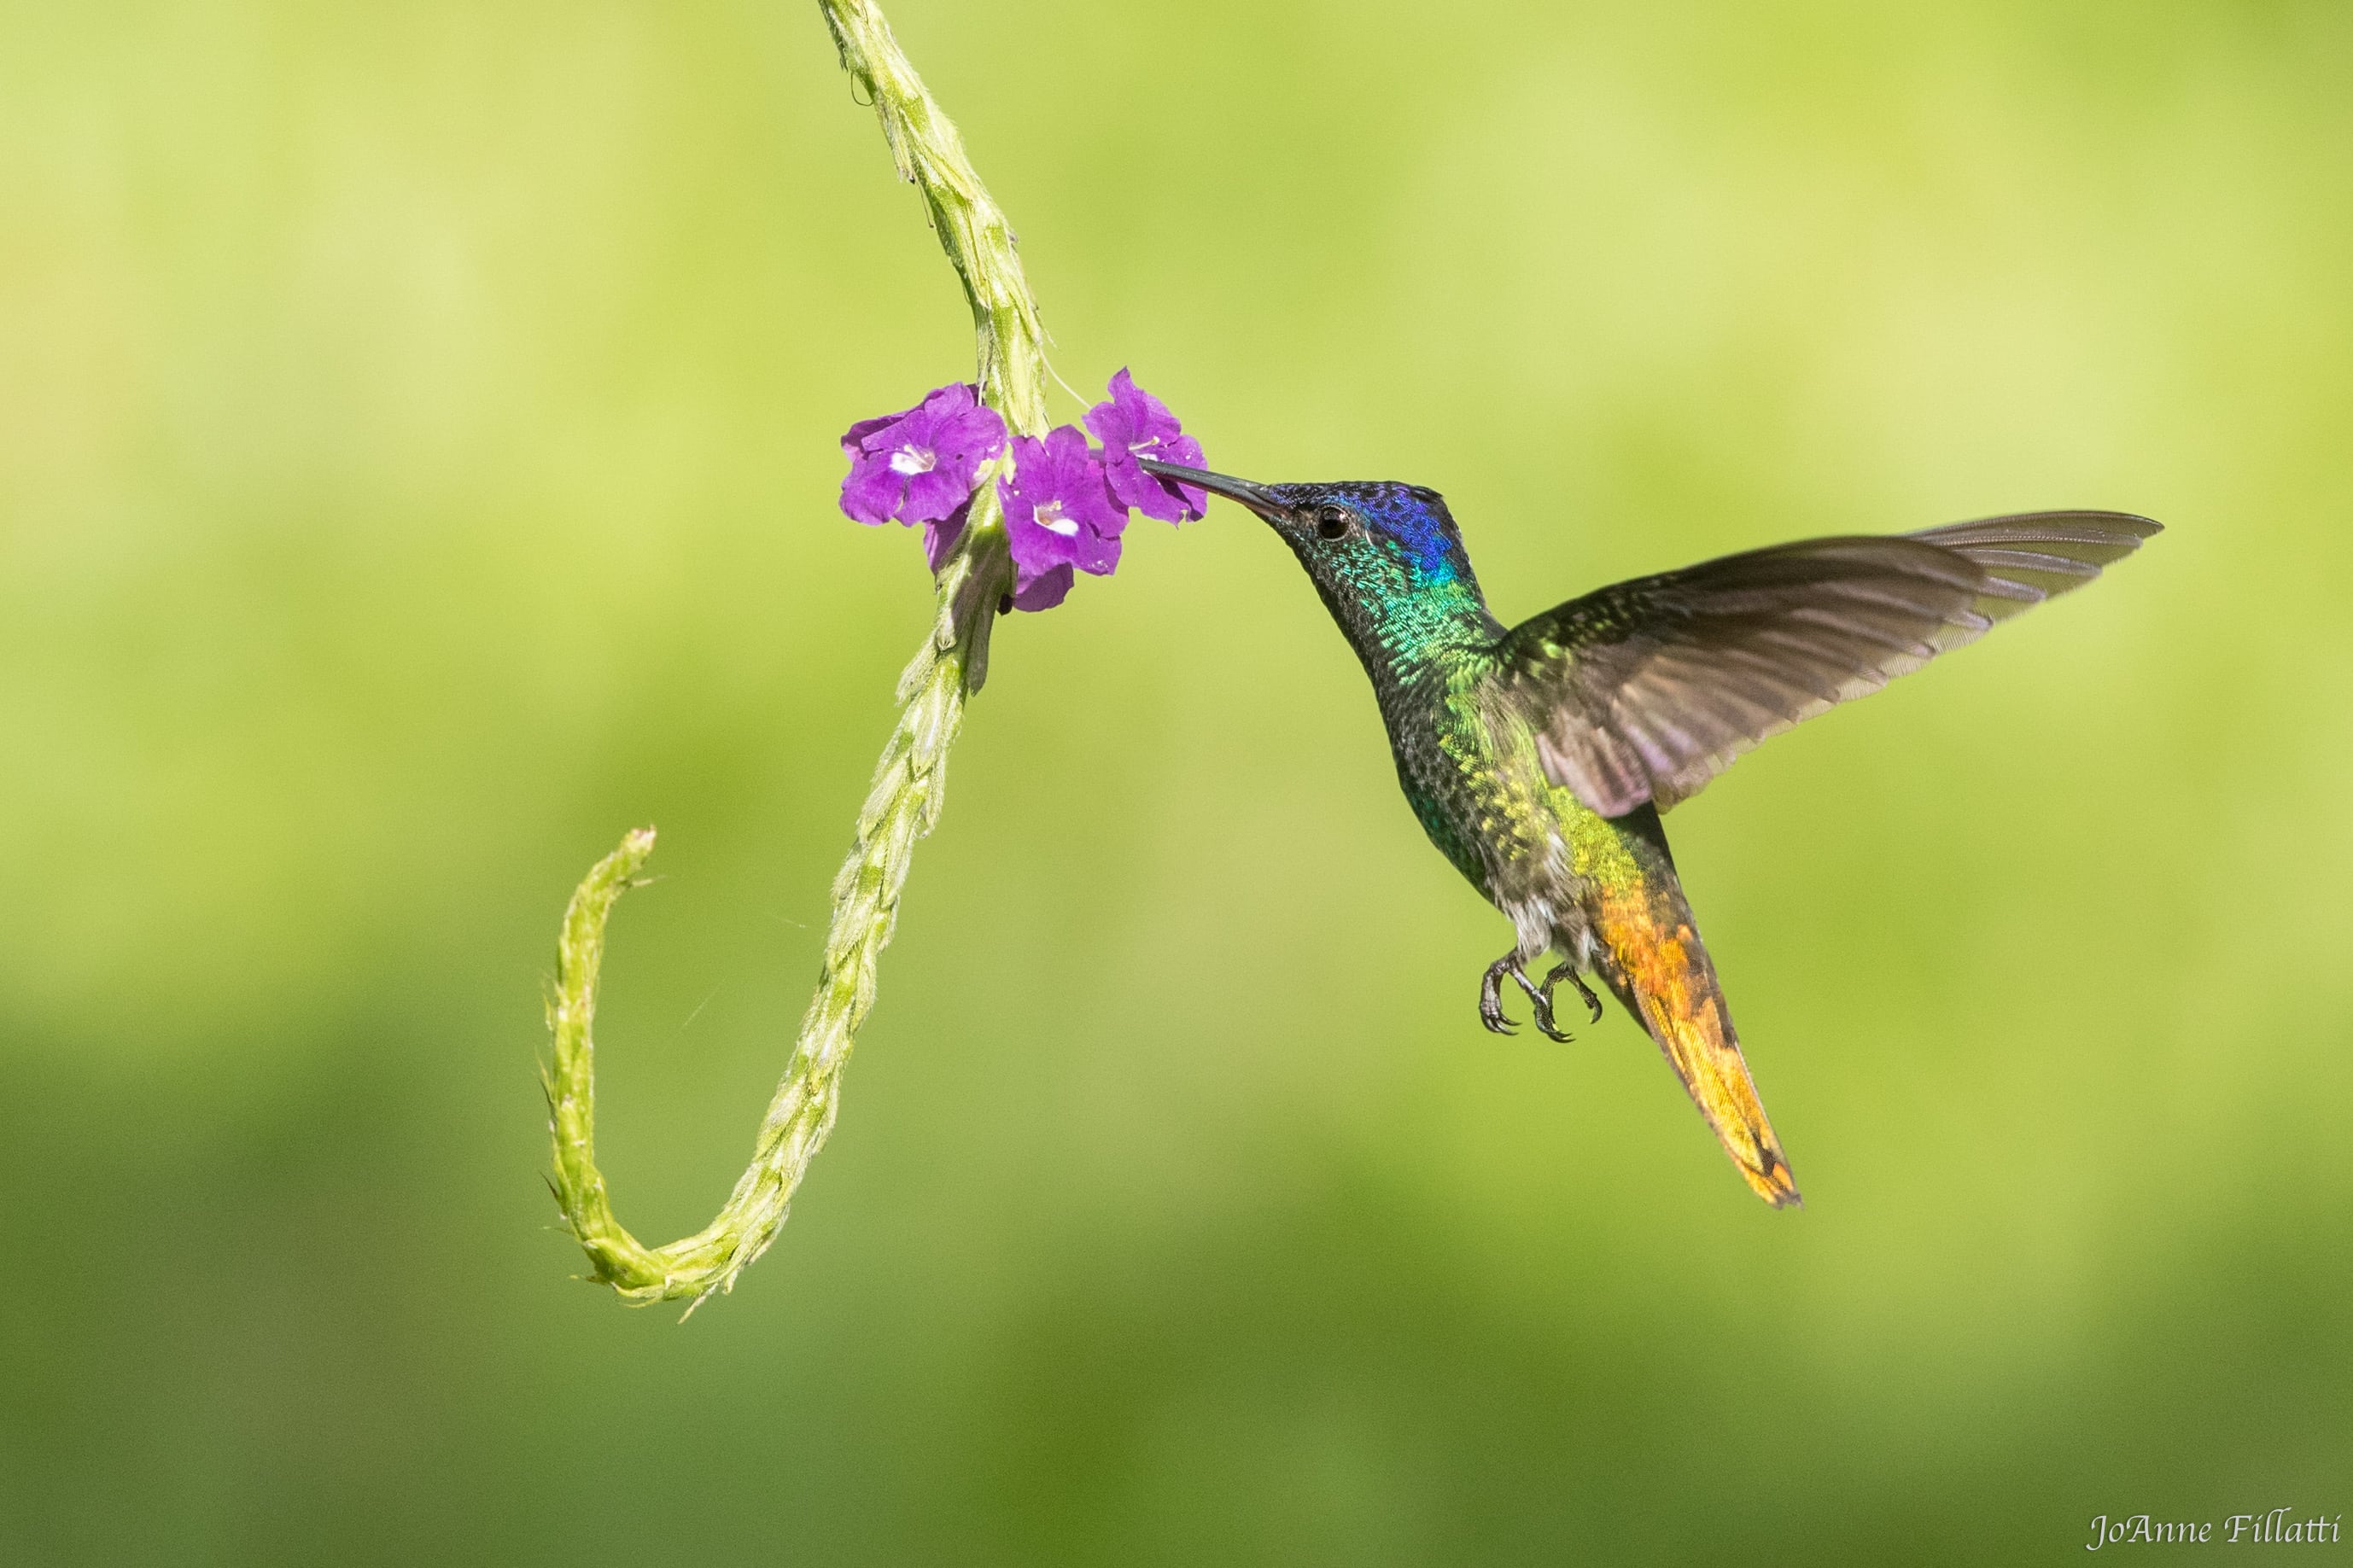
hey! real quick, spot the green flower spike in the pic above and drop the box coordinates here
[542,0,1052,1311]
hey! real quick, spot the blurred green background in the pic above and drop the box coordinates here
[4,0,2349,1561]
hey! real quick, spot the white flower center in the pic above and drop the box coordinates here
[888,443,937,476]
[1034,499,1080,537]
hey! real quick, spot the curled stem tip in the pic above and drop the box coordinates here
[546,590,974,1307]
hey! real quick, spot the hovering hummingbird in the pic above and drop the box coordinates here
[1141,457,2157,1207]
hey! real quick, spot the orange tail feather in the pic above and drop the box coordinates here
[1589,879,1801,1209]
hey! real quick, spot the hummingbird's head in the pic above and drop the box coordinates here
[1138,461,1483,615]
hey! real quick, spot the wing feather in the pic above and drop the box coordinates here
[1494,510,2160,816]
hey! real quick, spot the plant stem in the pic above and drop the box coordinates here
[542,0,1051,1309]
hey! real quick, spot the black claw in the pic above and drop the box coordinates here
[1538,960,1605,1025]
[1479,955,1520,1035]
[1510,965,1574,1043]
[1538,960,1603,1025]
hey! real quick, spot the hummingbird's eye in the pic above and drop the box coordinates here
[1314,504,1355,541]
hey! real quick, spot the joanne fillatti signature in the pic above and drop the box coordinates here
[2087,1510,2343,1549]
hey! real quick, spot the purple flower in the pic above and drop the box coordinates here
[999,427,1125,606]
[839,383,1006,527]
[1085,368,1207,523]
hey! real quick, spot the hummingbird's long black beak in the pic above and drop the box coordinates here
[1137,459,1290,523]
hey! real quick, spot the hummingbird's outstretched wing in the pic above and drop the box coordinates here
[1491,511,2159,816]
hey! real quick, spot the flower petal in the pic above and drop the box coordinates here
[1070,463,1129,537]
[1082,391,1136,452]
[920,382,978,419]
[1071,521,1122,577]
[1006,513,1081,573]
[840,458,904,525]
[922,501,968,573]
[1010,562,1073,612]
[841,411,900,456]
[1112,367,1182,441]
[902,464,970,524]
[939,404,1007,463]
[1126,430,1208,522]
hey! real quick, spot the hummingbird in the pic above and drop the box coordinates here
[1140,456,2158,1207]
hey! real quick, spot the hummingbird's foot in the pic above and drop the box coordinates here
[1516,967,1575,1044]
[1479,955,1519,1035]
[1540,960,1606,1026]
[1481,953,1576,1042]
